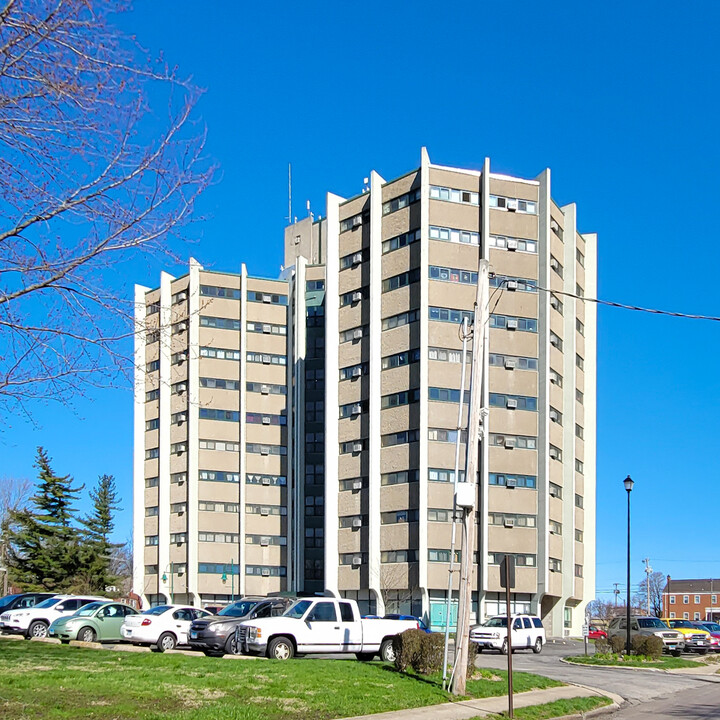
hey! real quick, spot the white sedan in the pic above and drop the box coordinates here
[121,605,211,652]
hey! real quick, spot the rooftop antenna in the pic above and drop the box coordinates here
[307,199,313,222]
[363,177,370,193]
[287,163,292,226]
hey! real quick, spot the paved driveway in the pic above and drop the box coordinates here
[474,639,720,704]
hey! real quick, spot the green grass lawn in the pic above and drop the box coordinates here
[0,639,561,720]
[486,695,612,719]
[566,653,701,670]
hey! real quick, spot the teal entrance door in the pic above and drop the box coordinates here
[429,600,458,632]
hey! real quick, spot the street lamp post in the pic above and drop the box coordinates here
[624,475,634,655]
[161,567,174,604]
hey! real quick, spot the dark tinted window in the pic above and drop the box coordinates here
[253,604,272,619]
[308,602,336,622]
[60,600,81,612]
[173,609,193,621]
[523,617,532,628]
[339,603,354,622]
[270,603,287,617]
[512,618,522,630]
[532,618,543,628]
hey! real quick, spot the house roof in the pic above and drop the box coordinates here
[664,579,720,594]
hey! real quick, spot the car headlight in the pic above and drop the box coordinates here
[247,626,261,641]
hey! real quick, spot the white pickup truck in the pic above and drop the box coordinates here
[237,597,418,660]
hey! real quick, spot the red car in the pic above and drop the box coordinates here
[588,625,607,639]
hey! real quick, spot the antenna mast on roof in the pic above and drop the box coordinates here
[287,163,292,227]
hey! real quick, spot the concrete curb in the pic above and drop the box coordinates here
[29,637,60,645]
[560,657,720,677]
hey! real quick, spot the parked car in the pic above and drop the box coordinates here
[188,596,294,656]
[0,595,106,638]
[469,614,545,654]
[588,625,607,640]
[238,597,418,660]
[120,605,211,652]
[607,616,684,656]
[383,614,431,633]
[691,622,720,652]
[49,601,138,643]
[662,618,712,654]
[0,593,55,618]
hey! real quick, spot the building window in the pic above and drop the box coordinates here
[169,533,187,545]
[489,234,536,253]
[246,381,286,395]
[429,387,469,404]
[306,279,325,290]
[340,288,367,307]
[340,325,366,343]
[550,294,563,315]
[381,509,419,525]
[145,535,159,546]
[550,255,564,278]
[490,314,538,333]
[145,506,159,517]
[683,612,689,620]
[489,274,538,293]
[489,354,538,371]
[145,476,159,488]
[339,439,365,454]
[576,318,585,336]
[564,607,572,629]
[549,368,563,386]
[200,316,241,330]
[576,389,584,405]
[247,291,288,305]
[146,360,160,373]
[199,408,241,422]
[340,250,367,270]
[429,306,474,325]
[146,301,160,315]
[200,470,240,483]
[430,266,478,285]
[549,557,562,573]
[381,429,420,447]
[488,553,537,566]
[246,321,287,335]
[382,268,421,293]
[246,352,286,366]
[339,477,367,491]
[382,309,420,331]
[246,412,287,426]
[430,186,478,205]
[382,470,419,486]
[489,513,537,528]
[576,248,585,267]
[576,283,584,298]
[549,407,563,426]
[575,459,584,474]
[489,433,537,450]
[246,474,286,486]
[145,418,159,431]
[430,225,480,246]
[199,502,239,512]
[429,468,465,483]
[429,549,462,563]
[430,428,468,443]
[576,424,584,440]
[200,285,241,299]
[246,504,288,516]
[575,529,584,542]
[576,354,584,370]
[669,595,675,604]
[575,564,583,578]
[145,388,160,402]
[199,377,239,391]
[200,346,241,361]
[383,229,421,254]
[575,494,584,509]
[199,439,240,452]
[383,188,421,215]
[383,349,421,370]
[713,595,717,604]
[549,520,562,535]
[488,195,536,214]
[694,612,701,620]
[246,565,287,577]
[489,393,537,411]
[489,473,537,489]
[695,595,701,604]
[669,612,676,618]
[339,212,365,233]
[246,443,287,456]
[381,389,420,409]
[683,595,689,604]
[199,532,240,543]
[549,445,562,461]
[145,448,159,460]
[550,331,563,351]
[549,482,563,499]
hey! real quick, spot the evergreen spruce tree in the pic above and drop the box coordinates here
[6,447,83,591]
[79,474,121,593]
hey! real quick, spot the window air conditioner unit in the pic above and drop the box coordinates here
[504,438,516,449]
[178,507,185,516]
[352,252,363,265]
[261,385,270,395]
[507,319,518,331]
[506,239,518,251]
[550,448,559,460]
[352,442,363,453]
[352,518,362,528]
[261,476,271,486]
[177,383,187,393]
[550,411,558,423]
[176,444,187,454]
[506,477,518,488]
[177,412,187,423]
[550,374,558,385]
[262,294,272,303]
[504,517,516,528]
[260,506,270,516]
[352,215,363,227]
[352,555,362,566]
[550,336,560,348]
[262,354,271,364]
[176,322,188,333]
[506,398,518,409]
[506,280,518,292]
[262,324,272,333]
[550,219,559,232]
[352,479,363,490]
[262,416,271,425]
[261,568,271,577]
[260,536,270,547]
[260,446,269,456]
[351,366,363,378]
[504,358,516,370]
[353,328,363,340]
[352,291,363,303]
[351,403,362,415]
[177,292,188,302]
[506,198,518,212]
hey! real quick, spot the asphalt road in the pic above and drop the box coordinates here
[474,639,720,705]
[604,684,720,719]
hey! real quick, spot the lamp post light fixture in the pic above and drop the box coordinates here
[161,567,174,604]
[220,559,235,602]
[623,475,634,655]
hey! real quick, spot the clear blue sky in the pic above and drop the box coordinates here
[4,1,719,602]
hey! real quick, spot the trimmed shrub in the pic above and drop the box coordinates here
[594,637,610,654]
[609,634,627,654]
[632,634,663,659]
[392,629,425,672]
[466,640,478,678]
[412,632,444,675]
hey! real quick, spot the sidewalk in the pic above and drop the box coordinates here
[339,683,623,720]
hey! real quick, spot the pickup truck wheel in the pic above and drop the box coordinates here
[500,639,509,655]
[380,639,396,663]
[267,636,294,660]
[356,652,375,661]
[532,637,543,654]
[28,621,48,639]
[671,649,682,657]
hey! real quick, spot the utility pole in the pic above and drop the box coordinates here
[644,558,653,615]
[451,259,489,696]
[613,583,620,608]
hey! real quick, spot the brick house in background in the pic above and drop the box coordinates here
[663,578,720,621]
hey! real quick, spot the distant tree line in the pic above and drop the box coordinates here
[2,447,125,594]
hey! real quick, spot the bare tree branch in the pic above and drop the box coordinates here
[0,0,215,418]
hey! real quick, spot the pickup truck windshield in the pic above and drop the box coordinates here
[284,600,312,619]
[483,617,508,628]
[638,618,668,629]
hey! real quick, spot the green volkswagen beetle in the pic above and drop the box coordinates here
[49,601,138,643]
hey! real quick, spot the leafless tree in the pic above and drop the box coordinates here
[110,537,133,595]
[0,0,213,418]
[634,571,666,617]
[0,475,32,593]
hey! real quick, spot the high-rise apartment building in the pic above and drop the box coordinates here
[134,148,596,636]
